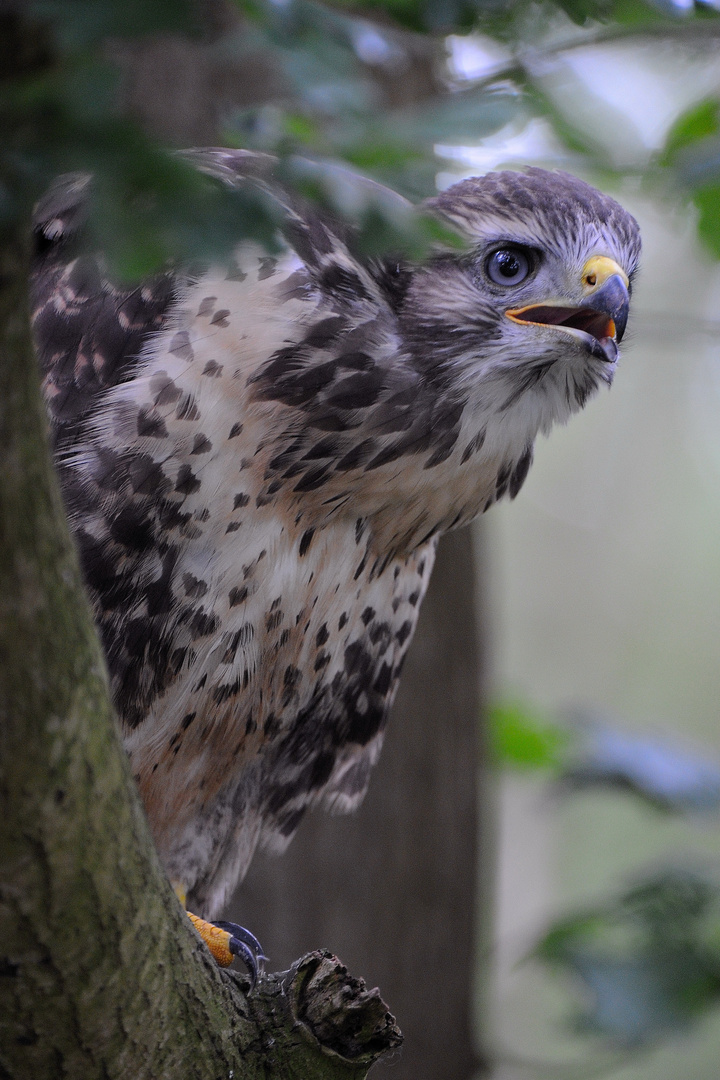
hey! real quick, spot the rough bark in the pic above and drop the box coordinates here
[0,192,400,1080]
[236,527,487,1080]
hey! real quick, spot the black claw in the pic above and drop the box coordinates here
[214,920,264,957]
[214,920,266,990]
[231,938,259,989]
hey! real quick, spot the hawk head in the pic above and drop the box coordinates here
[238,164,641,551]
[398,168,640,435]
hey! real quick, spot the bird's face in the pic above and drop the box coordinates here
[478,238,630,365]
[404,169,641,434]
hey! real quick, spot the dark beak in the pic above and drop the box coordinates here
[506,272,630,359]
[582,273,630,343]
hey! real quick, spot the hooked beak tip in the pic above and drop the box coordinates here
[585,273,629,342]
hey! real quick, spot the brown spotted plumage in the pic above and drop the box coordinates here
[31,151,640,918]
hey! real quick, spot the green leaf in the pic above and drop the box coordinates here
[535,912,610,962]
[693,183,720,258]
[664,99,720,164]
[603,0,682,28]
[654,102,720,261]
[489,699,571,770]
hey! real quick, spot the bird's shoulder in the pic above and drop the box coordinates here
[31,174,177,453]
[31,151,410,455]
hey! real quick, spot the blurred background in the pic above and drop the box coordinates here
[8,0,720,1077]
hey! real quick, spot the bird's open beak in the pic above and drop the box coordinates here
[505,256,630,362]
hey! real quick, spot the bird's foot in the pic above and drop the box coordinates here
[187,912,266,988]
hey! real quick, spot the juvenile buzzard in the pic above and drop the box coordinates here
[32,151,640,978]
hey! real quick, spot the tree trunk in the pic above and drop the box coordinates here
[236,527,487,1080]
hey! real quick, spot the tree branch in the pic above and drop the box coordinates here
[452,18,720,98]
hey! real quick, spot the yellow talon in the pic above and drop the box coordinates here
[187,911,235,967]
[171,880,263,984]
[173,883,234,966]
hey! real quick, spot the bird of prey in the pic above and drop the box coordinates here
[31,151,640,977]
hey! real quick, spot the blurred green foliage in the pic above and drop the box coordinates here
[490,700,720,812]
[661,97,720,258]
[228,0,523,198]
[317,0,702,36]
[493,698,720,1052]
[0,4,282,275]
[490,698,572,770]
[536,869,720,1045]
[28,0,202,44]
[664,98,720,159]
[4,0,719,279]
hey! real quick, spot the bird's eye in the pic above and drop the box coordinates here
[486,247,532,286]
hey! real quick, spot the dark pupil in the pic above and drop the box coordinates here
[496,251,520,277]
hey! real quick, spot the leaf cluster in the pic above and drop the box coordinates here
[228,0,522,198]
[1,0,527,275]
[661,98,720,258]
[536,869,720,1045]
[492,699,720,1051]
[0,2,287,277]
[6,0,719,277]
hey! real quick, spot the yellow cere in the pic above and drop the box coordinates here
[581,255,629,291]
